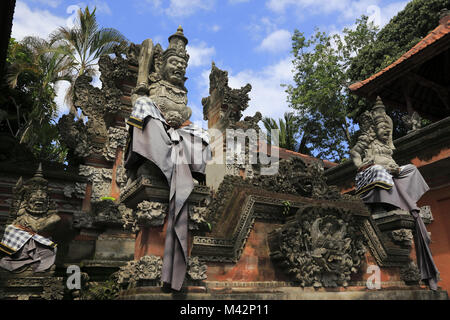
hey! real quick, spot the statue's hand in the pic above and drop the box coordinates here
[387,163,400,176]
[132,83,150,96]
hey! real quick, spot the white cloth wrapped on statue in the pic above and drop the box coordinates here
[125,96,211,291]
[355,164,429,212]
[0,224,57,272]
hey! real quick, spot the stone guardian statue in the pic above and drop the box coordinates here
[350,97,439,290]
[124,27,211,291]
[0,164,60,273]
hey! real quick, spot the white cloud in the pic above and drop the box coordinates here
[11,1,67,40]
[187,42,216,68]
[226,57,294,120]
[257,29,291,53]
[211,24,221,32]
[266,0,408,26]
[73,1,113,15]
[30,0,62,8]
[165,0,215,17]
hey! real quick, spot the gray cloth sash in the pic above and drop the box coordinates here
[0,238,56,272]
[358,164,439,290]
[126,116,210,291]
[411,210,439,290]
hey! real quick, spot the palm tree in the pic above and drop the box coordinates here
[50,6,128,114]
[262,112,300,152]
[6,36,75,151]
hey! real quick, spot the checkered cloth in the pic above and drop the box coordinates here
[127,96,166,129]
[127,95,210,144]
[355,164,394,195]
[0,225,56,255]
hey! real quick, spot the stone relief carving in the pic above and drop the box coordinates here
[57,45,132,160]
[121,199,210,233]
[117,255,163,287]
[121,200,167,232]
[402,112,422,133]
[78,165,112,202]
[73,200,125,229]
[186,256,207,281]
[400,261,422,284]
[202,62,252,130]
[189,199,210,231]
[269,204,366,288]
[390,229,414,247]
[103,127,128,162]
[9,164,60,233]
[206,157,356,230]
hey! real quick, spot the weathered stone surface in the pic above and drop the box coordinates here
[78,165,112,202]
[187,256,208,281]
[269,204,366,288]
[390,228,414,247]
[350,96,399,173]
[202,62,252,130]
[8,164,61,234]
[400,261,422,284]
[117,255,163,288]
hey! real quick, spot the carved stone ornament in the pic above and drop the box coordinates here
[350,97,399,173]
[103,127,128,162]
[390,228,414,247]
[400,261,422,284]
[121,200,167,232]
[202,62,252,130]
[206,157,358,230]
[58,45,133,159]
[73,200,125,229]
[186,256,207,281]
[189,199,211,231]
[402,112,422,133]
[117,255,163,287]
[269,204,366,288]
[78,165,112,202]
[9,164,60,234]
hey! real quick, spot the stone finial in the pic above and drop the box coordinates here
[439,8,450,24]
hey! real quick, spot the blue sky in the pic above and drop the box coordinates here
[11,0,410,127]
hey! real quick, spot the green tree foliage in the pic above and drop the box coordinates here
[347,0,449,138]
[262,112,304,153]
[286,16,378,161]
[1,37,73,162]
[50,6,128,113]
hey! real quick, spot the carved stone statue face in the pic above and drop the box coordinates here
[375,122,391,144]
[162,55,187,87]
[26,188,49,215]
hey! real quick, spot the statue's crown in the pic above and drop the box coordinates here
[163,26,189,62]
[372,96,390,126]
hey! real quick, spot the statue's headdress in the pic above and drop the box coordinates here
[372,96,392,126]
[372,96,395,149]
[163,26,189,62]
[14,163,48,198]
[10,164,50,216]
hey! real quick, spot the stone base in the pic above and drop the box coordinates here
[0,269,64,300]
[118,282,448,300]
